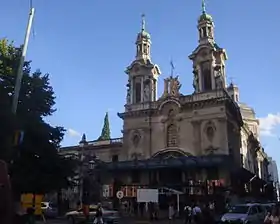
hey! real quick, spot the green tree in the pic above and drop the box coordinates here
[0,39,77,194]
[98,112,111,140]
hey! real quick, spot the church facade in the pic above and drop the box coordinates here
[61,4,270,203]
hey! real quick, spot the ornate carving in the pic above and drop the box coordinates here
[204,121,216,142]
[205,146,219,154]
[161,76,181,98]
[131,130,141,148]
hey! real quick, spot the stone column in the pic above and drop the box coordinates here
[129,79,133,104]
[191,120,202,155]
[141,77,144,102]
[198,66,202,91]
[211,60,215,90]
[218,118,227,152]
[258,160,262,179]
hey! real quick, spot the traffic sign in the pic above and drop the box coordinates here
[116,191,124,199]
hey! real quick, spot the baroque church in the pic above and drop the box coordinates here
[61,2,270,203]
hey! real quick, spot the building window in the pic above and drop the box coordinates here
[235,94,239,102]
[135,82,141,103]
[131,170,140,183]
[202,27,207,37]
[202,69,212,90]
[112,155,118,162]
[167,124,178,147]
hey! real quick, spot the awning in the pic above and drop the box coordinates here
[232,168,267,185]
[96,154,233,170]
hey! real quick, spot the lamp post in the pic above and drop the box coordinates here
[11,5,35,114]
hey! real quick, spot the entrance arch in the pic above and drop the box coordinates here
[151,148,193,159]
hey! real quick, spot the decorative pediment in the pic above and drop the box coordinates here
[151,148,192,159]
[189,44,214,60]
[125,60,161,75]
[158,98,181,113]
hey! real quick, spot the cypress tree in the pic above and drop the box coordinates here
[98,112,111,140]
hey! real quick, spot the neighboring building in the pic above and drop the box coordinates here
[268,157,280,200]
[227,83,270,182]
[60,3,270,204]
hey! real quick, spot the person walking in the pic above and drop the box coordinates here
[24,208,36,224]
[192,203,202,224]
[93,203,103,224]
[183,204,192,224]
[264,206,280,224]
[201,205,215,224]
[168,203,175,220]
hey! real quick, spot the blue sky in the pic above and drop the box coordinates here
[1,0,280,171]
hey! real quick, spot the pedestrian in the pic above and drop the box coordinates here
[93,203,103,224]
[201,205,215,224]
[264,206,280,224]
[192,203,202,224]
[168,203,174,220]
[24,208,36,224]
[184,204,192,224]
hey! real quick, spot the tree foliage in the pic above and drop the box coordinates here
[98,112,111,140]
[0,39,78,194]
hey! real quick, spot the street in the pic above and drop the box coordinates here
[37,218,186,224]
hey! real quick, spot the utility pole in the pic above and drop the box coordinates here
[11,5,35,114]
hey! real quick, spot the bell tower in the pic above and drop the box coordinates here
[189,0,228,93]
[125,14,161,108]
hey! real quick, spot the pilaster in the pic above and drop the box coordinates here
[191,120,202,155]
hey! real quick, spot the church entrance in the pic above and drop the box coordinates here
[159,168,182,187]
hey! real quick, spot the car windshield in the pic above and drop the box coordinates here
[77,207,97,212]
[49,202,57,208]
[228,205,249,214]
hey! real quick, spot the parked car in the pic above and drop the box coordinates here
[220,203,266,223]
[41,202,58,218]
[65,205,120,224]
[261,203,275,213]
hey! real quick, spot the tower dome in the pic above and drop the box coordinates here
[136,14,151,43]
[198,0,213,22]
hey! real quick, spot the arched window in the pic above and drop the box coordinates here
[135,82,141,103]
[167,124,178,147]
[202,68,212,90]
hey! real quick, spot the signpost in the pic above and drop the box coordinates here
[116,191,124,199]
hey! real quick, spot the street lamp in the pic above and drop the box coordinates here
[12,4,35,114]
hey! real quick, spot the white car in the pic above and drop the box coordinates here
[221,203,266,223]
[41,202,58,218]
[65,205,120,224]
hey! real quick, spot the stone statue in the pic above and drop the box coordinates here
[193,70,199,92]
[126,82,130,104]
[170,76,181,96]
[143,83,150,101]
[215,70,224,89]
[126,89,130,104]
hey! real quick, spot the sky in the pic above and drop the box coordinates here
[1,0,280,174]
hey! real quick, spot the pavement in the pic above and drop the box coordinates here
[36,217,185,224]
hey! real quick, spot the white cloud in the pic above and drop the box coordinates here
[259,113,280,136]
[67,128,81,138]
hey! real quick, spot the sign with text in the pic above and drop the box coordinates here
[137,189,158,203]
